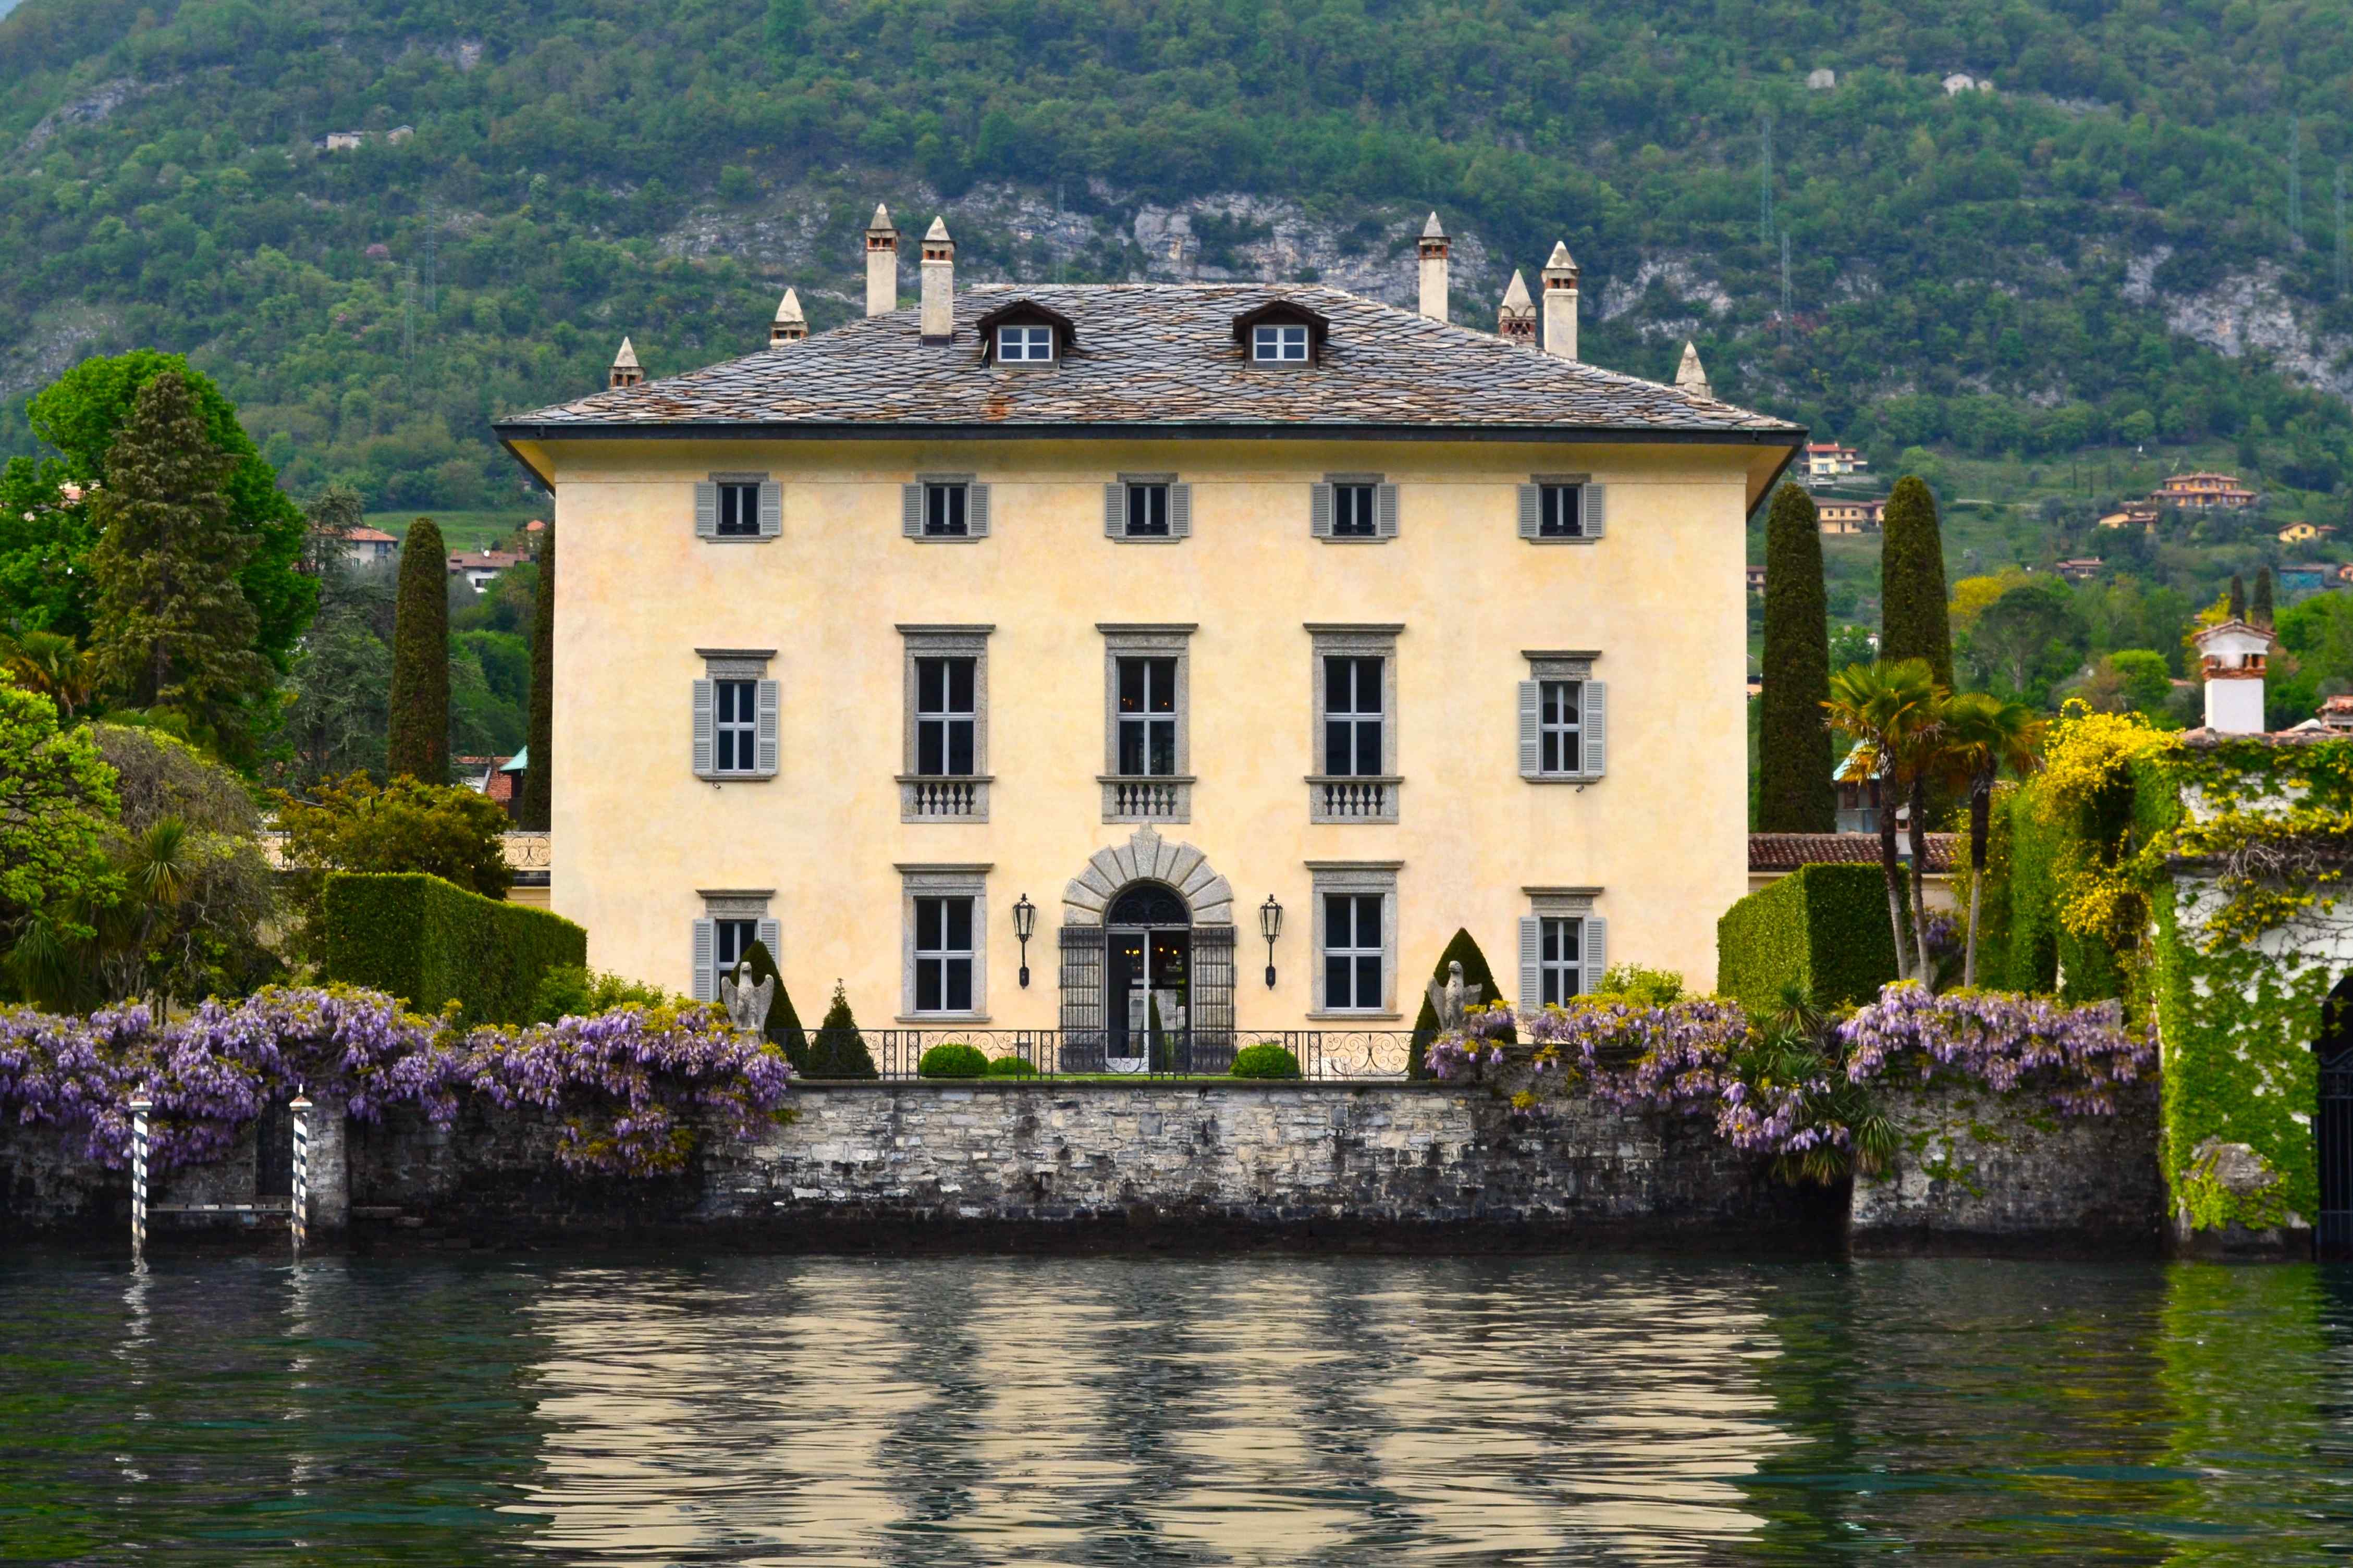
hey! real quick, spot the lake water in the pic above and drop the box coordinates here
[0,1253,2346,1564]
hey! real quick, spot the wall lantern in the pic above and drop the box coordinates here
[1013,893,1037,987]
[1258,894,1283,989]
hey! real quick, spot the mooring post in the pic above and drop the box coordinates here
[128,1092,152,1264]
[289,1093,312,1252]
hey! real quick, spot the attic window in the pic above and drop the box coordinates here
[1231,301,1329,366]
[976,299,1076,366]
[998,325,1054,363]
[1253,325,1309,362]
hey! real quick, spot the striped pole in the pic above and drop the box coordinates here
[289,1093,312,1253]
[128,1093,152,1263]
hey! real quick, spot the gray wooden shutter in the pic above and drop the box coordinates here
[1582,680,1607,777]
[758,480,782,538]
[1583,917,1609,995]
[1517,484,1540,540]
[967,483,990,538]
[692,918,716,1001]
[1518,916,1541,1015]
[901,484,923,538]
[757,917,781,967]
[1310,482,1332,538]
[692,678,715,776]
[1104,483,1124,537]
[694,481,719,539]
[1170,483,1192,538]
[755,678,779,775]
[1517,681,1541,778]
[1584,483,1606,538]
[1376,483,1399,539]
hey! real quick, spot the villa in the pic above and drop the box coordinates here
[2153,471,2258,510]
[493,207,1801,1062]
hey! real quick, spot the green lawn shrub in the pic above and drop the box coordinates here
[1716,862,1896,1011]
[1230,1041,1303,1080]
[530,964,669,1022]
[985,1055,1038,1077]
[918,1042,988,1078]
[321,871,585,1024]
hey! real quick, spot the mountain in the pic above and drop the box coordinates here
[1,0,2350,517]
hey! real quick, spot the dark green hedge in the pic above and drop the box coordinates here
[321,871,587,1025]
[1717,863,1897,1011]
[918,1042,988,1078]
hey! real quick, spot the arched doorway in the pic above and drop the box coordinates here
[1058,828,1239,1073]
[2318,974,2353,1257]
[1106,881,1190,1072]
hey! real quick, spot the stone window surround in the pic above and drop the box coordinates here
[898,624,992,822]
[693,647,777,782]
[696,471,781,542]
[897,862,992,1022]
[1519,473,1602,546]
[1307,623,1403,823]
[1312,473,1399,544]
[693,887,777,1003]
[1307,861,1402,1019]
[1521,885,1608,1013]
[902,472,990,543]
[1099,623,1196,825]
[1107,474,1191,544]
[1519,649,1604,785]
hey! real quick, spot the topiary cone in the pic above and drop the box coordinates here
[805,980,876,1079]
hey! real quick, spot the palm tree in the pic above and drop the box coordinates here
[1824,659,1947,985]
[1938,692,2045,989]
[0,629,96,720]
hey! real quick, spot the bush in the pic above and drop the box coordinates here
[918,1041,988,1078]
[985,1054,1038,1077]
[1230,1041,1303,1079]
[321,871,586,1026]
[530,964,670,1023]
[1716,863,1897,1012]
[1408,927,1511,1078]
[803,982,877,1079]
[1595,964,1685,1005]
[274,771,513,955]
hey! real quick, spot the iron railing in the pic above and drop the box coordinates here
[846,1029,1424,1082]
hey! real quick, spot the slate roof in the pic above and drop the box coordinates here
[1749,833,1957,874]
[497,285,1799,441]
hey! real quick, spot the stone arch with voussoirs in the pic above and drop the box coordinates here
[1057,826,1239,1070]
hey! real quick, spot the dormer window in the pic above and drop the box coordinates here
[998,325,1054,363]
[1253,324,1309,362]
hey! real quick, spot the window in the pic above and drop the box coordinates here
[692,650,777,780]
[1118,657,1179,775]
[1517,476,1607,544]
[1334,484,1376,536]
[716,481,761,537]
[1312,475,1398,541]
[1100,624,1194,824]
[1253,323,1309,362]
[1105,476,1191,542]
[925,481,967,537]
[1128,483,1169,537]
[915,657,977,775]
[1519,652,1605,783]
[1324,657,1384,775]
[691,891,776,1002]
[1309,863,1399,1016]
[1538,916,1582,1007]
[1519,891,1606,1014]
[901,475,989,541]
[695,473,778,541]
[913,897,976,1013]
[997,324,1054,362]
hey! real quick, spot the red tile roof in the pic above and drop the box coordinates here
[1750,833,1957,873]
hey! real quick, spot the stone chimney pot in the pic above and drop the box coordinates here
[865,202,900,317]
[1498,269,1537,348]
[920,216,955,342]
[770,288,807,346]
[1674,341,1711,399]
[608,335,642,389]
[2193,619,2273,735]
[1540,241,1580,361]
[1417,211,1449,323]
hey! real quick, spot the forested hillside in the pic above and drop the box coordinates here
[0,0,2350,513]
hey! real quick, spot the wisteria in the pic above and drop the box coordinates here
[0,985,790,1177]
[1840,983,2153,1115]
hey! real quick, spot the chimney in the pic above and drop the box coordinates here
[864,202,899,316]
[1541,241,1580,360]
[1674,341,1711,398]
[769,288,806,346]
[1497,270,1537,348]
[608,336,642,389]
[2193,619,2273,735]
[920,216,954,342]
[1417,211,1449,322]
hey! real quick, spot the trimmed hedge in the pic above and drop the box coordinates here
[1230,1041,1303,1079]
[985,1055,1038,1077]
[321,871,586,1025]
[918,1042,989,1078]
[1716,862,1897,1011]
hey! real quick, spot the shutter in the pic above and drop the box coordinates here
[692,918,716,1002]
[1376,483,1399,539]
[1310,482,1333,538]
[1517,681,1541,777]
[967,483,990,538]
[1583,483,1606,539]
[758,480,782,538]
[694,481,719,539]
[1170,483,1192,538]
[1583,917,1609,996]
[902,484,923,538]
[1104,483,1124,538]
[691,678,715,776]
[757,917,781,968]
[1517,484,1540,540]
[755,678,779,775]
[1518,916,1541,1015]
[1582,681,1607,778]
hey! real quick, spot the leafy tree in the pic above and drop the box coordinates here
[1757,484,1834,832]
[1879,477,1955,690]
[530,964,670,1021]
[1962,579,2084,701]
[519,527,553,830]
[1825,659,1946,986]
[1408,926,1510,1078]
[804,981,877,1078]
[84,372,277,762]
[0,628,95,720]
[1935,693,2043,989]
[738,936,807,1070]
[276,610,391,788]
[0,676,119,997]
[387,518,449,782]
[273,772,512,954]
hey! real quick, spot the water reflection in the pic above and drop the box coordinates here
[3,1254,2352,1562]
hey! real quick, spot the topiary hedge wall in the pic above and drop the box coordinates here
[1717,862,1897,1011]
[321,871,587,1026]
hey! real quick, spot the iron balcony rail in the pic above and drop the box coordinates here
[843,1029,1424,1082]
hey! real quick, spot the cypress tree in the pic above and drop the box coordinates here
[2252,565,2275,627]
[805,981,877,1079]
[739,938,808,1071]
[87,371,273,757]
[1757,484,1836,832]
[517,526,554,829]
[2228,573,2248,622]
[1878,476,1954,689]
[386,517,449,782]
[1407,927,1511,1079]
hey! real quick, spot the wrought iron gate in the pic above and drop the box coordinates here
[1059,924,1107,1072]
[1190,925,1237,1073]
[2321,1046,2353,1258]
